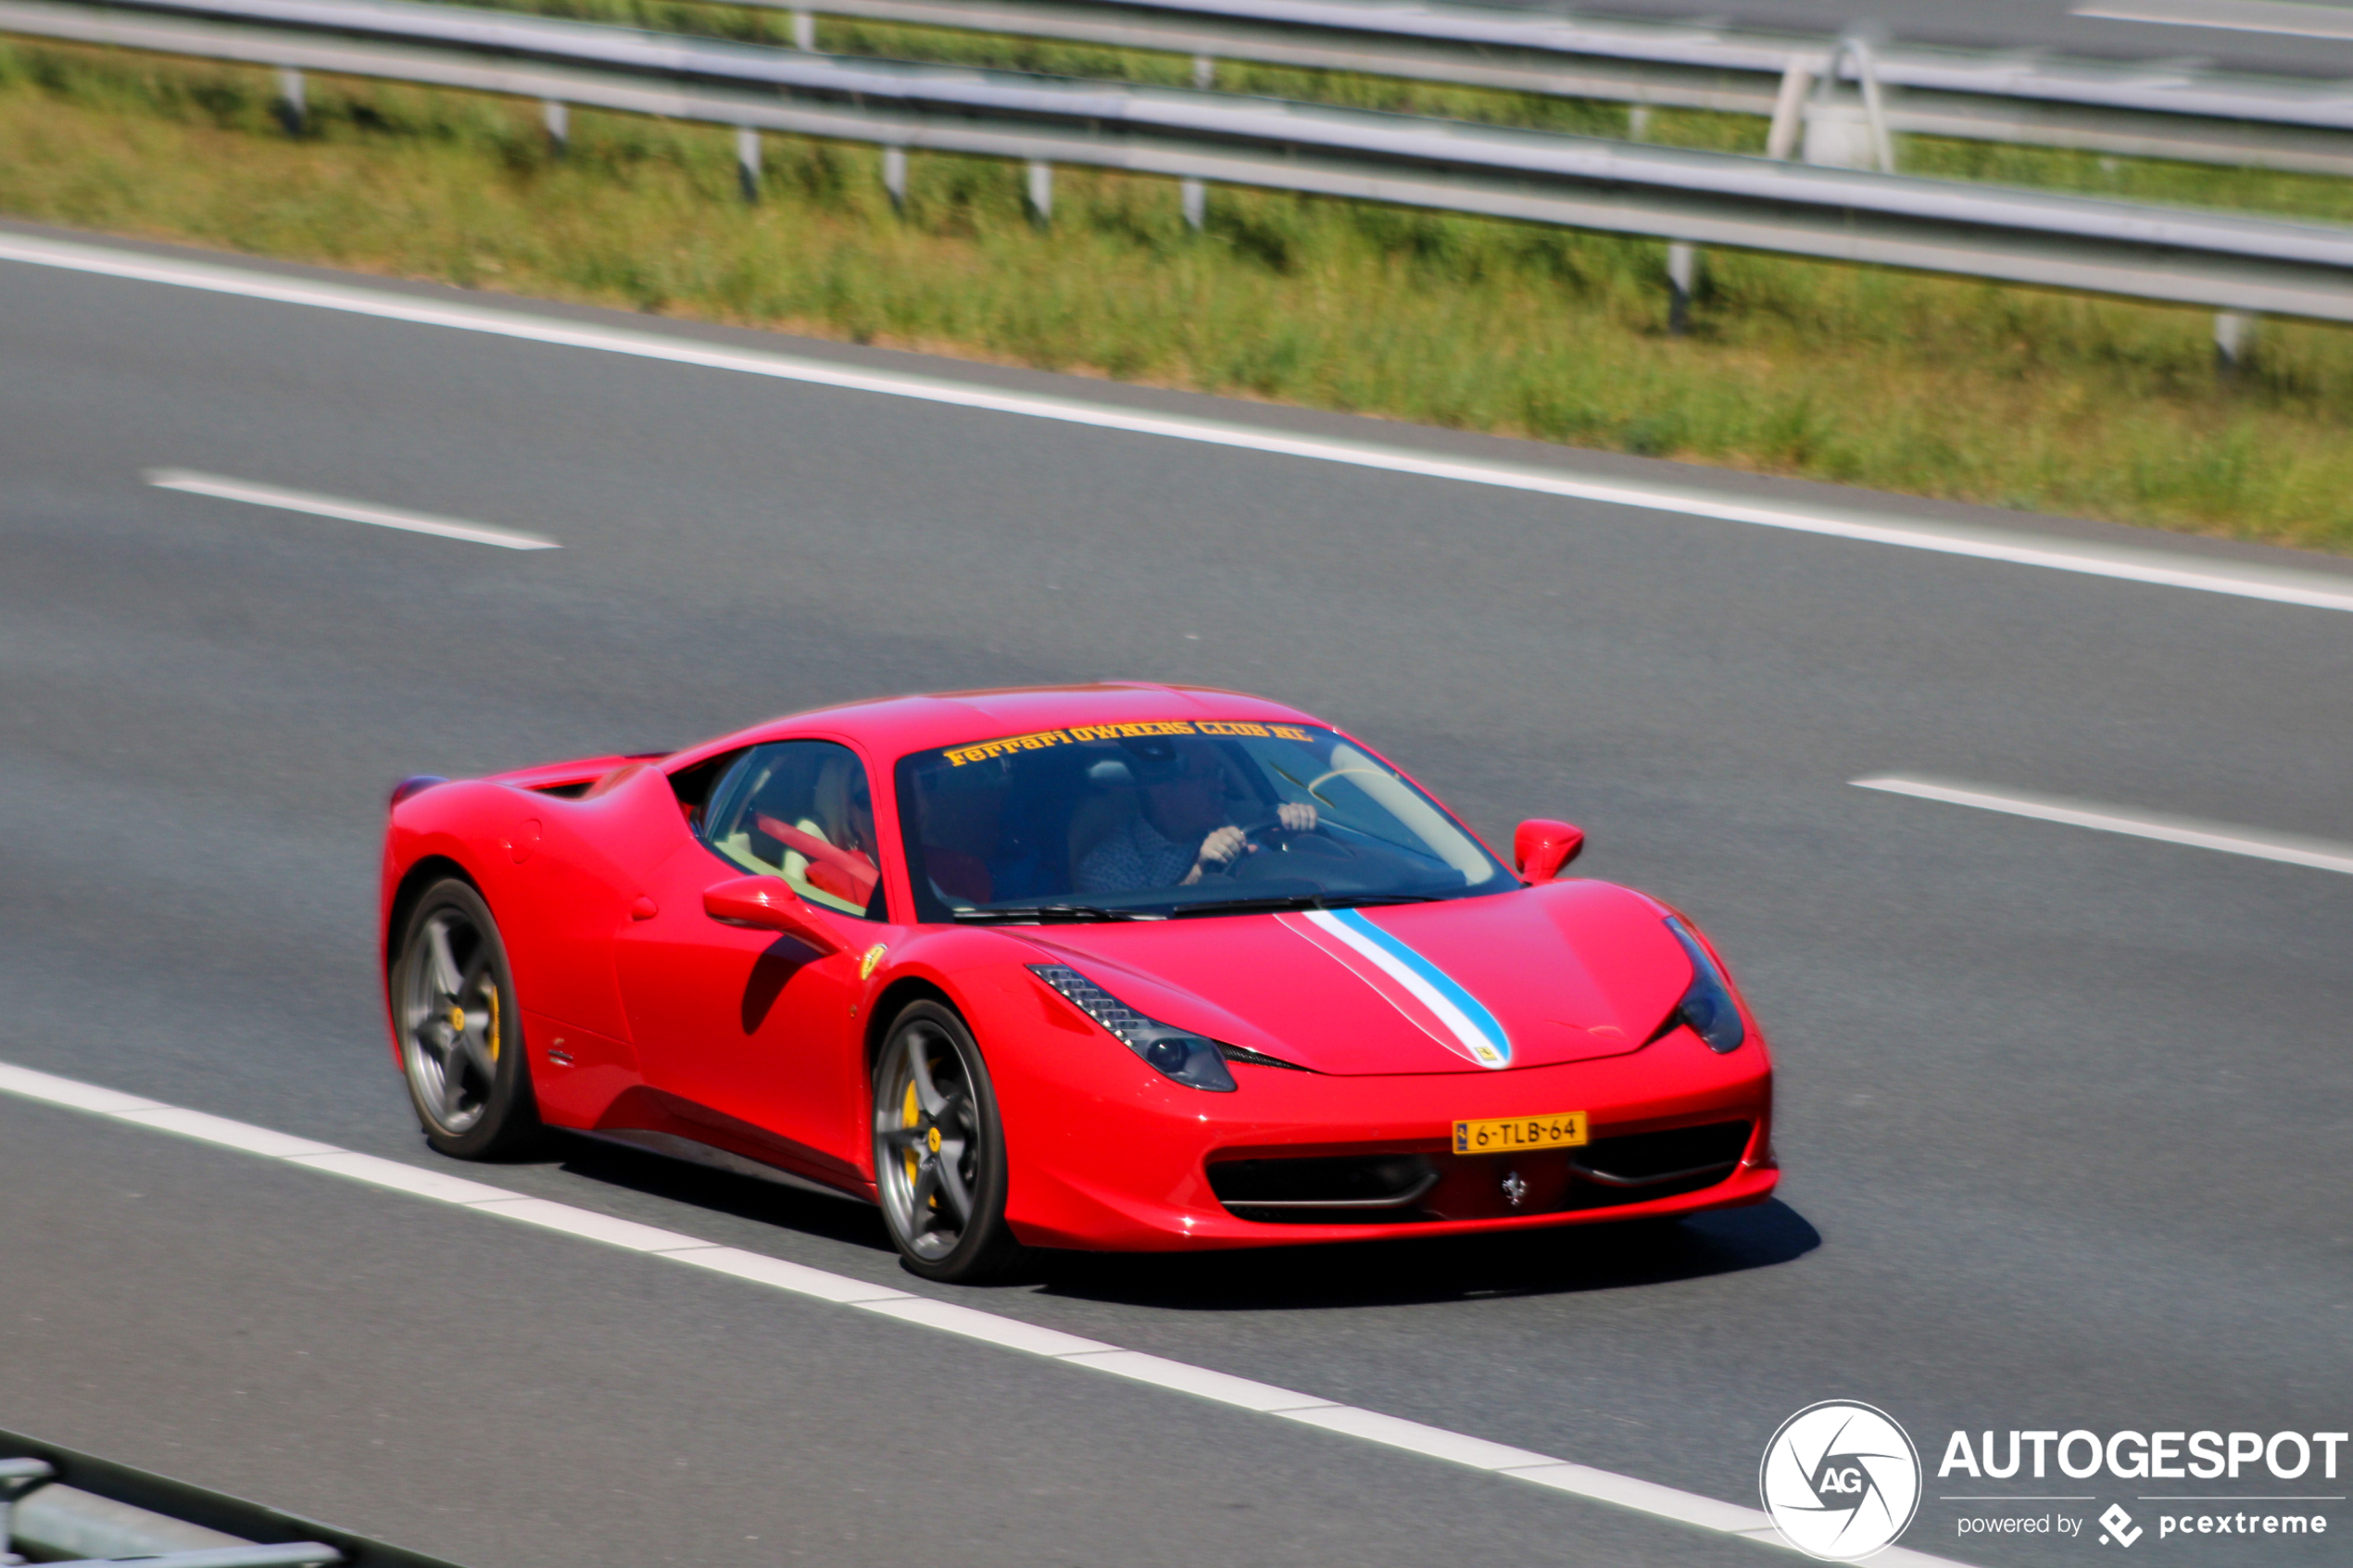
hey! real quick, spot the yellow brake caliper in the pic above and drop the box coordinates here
[901,1079,923,1194]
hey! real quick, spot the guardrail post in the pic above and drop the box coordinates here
[883,144,907,209]
[1192,53,1214,90]
[1765,56,1812,159]
[1667,241,1698,335]
[1180,175,1206,231]
[1627,105,1651,141]
[2215,309,2258,374]
[1026,158,1052,225]
[790,8,813,51]
[271,66,303,136]
[1803,37,1895,171]
[1850,37,1897,172]
[542,98,567,155]
[736,127,761,203]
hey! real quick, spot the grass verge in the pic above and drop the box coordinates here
[6,37,2353,553]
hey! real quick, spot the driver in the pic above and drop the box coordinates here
[1076,739,1316,895]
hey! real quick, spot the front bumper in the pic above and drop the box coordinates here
[996,1023,1775,1251]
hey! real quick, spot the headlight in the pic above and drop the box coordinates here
[1028,964,1237,1093]
[1661,917,1745,1053]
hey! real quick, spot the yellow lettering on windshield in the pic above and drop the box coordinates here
[1065,721,1200,743]
[943,718,1320,764]
[943,729,1074,766]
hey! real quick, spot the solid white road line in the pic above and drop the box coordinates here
[2,232,2347,615]
[1056,1350,1337,1413]
[1278,1407,1556,1470]
[1853,775,2353,875]
[145,469,560,550]
[669,1245,912,1302]
[2072,0,2353,39]
[459,1196,708,1251]
[0,1057,1973,1568]
[108,1105,339,1158]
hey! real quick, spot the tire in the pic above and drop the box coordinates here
[872,1001,1026,1284]
[391,877,540,1159]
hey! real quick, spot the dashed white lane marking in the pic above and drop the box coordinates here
[1853,775,2353,875]
[3,232,2347,615]
[145,469,560,551]
[0,1059,1973,1568]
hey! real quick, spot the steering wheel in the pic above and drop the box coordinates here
[1221,814,1351,874]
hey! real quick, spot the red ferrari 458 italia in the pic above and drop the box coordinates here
[381,684,1775,1281]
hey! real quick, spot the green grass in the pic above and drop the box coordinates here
[7,36,2353,552]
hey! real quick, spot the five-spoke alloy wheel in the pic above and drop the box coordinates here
[393,878,538,1159]
[873,1001,1025,1283]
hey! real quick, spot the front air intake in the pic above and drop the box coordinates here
[1209,1154,1439,1222]
[1569,1121,1752,1189]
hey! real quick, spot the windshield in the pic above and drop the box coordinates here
[895,721,1516,921]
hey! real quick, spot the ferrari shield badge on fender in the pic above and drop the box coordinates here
[859,943,888,980]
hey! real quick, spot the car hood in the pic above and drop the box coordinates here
[1014,881,1692,1075]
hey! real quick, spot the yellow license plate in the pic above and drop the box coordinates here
[1453,1111,1588,1155]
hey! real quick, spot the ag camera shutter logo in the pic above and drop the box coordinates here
[1760,1400,1923,1561]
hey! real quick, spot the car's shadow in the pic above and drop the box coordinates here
[1026,1201,1819,1311]
[538,1131,1818,1310]
[540,1131,898,1253]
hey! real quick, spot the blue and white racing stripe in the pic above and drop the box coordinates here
[1299,907,1513,1069]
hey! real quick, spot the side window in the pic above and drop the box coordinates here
[701,740,886,920]
[667,746,749,835]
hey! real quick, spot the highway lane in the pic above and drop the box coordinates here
[3,1097,1805,1568]
[2,224,2349,1566]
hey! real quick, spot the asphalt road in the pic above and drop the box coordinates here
[2,223,2348,1568]
[1516,0,2353,79]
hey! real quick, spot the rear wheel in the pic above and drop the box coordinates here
[873,1002,1026,1284]
[392,878,539,1159]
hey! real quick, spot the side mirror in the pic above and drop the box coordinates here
[702,875,843,953]
[1514,819,1585,882]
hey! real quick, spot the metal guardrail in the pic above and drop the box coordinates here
[0,1430,460,1568]
[772,0,2353,176]
[8,0,2353,338]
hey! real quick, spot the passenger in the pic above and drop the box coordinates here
[758,756,878,908]
[1076,740,1315,895]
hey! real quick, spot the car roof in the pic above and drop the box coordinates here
[704,683,1327,762]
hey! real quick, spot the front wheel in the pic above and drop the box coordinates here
[391,878,540,1159]
[873,1002,1026,1284]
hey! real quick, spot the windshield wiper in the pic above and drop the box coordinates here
[948,904,1161,923]
[1169,892,1444,919]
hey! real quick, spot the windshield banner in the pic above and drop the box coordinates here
[943,720,1317,766]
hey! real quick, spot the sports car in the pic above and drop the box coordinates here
[380,684,1775,1281]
